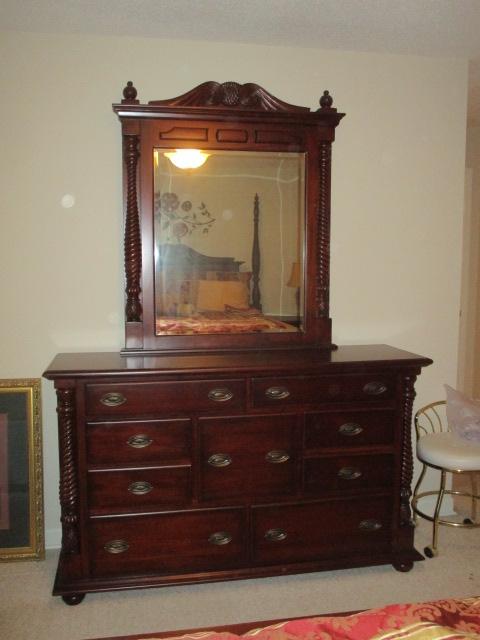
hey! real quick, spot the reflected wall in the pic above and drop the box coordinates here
[153,150,305,335]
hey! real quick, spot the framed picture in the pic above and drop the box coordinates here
[0,379,44,560]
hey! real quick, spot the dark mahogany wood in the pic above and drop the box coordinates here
[123,133,142,323]
[86,418,191,465]
[147,80,311,112]
[304,409,396,449]
[251,496,392,565]
[113,81,344,353]
[87,466,191,515]
[199,414,298,501]
[44,345,431,602]
[250,372,396,408]
[89,508,247,577]
[303,453,394,494]
[85,379,246,417]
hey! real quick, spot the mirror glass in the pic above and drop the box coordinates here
[153,149,305,336]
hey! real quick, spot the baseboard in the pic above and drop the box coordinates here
[45,528,61,550]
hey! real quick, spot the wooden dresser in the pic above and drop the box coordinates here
[44,82,432,602]
[44,345,431,604]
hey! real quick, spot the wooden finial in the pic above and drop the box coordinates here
[318,90,335,111]
[122,81,139,104]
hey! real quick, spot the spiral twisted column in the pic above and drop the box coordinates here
[124,134,142,322]
[316,141,332,318]
[251,193,261,310]
[400,375,417,526]
[57,388,79,554]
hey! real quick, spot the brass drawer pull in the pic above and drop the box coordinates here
[264,528,287,542]
[338,466,362,480]
[208,388,234,402]
[339,423,363,437]
[265,450,290,464]
[265,386,290,400]
[208,531,232,546]
[127,434,153,449]
[104,539,129,554]
[363,381,387,396]
[128,480,153,495]
[208,453,232,468]
[100,391,127,407]
[359,519,382,531]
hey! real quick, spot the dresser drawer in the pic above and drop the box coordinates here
[199,415,298,501]
[86,419,191,465]
[89,508,247,577]
[87,466,191,514]
[304,454,394,494]
[252,497,391,566]
[251,374,395,409]
[305,410,395,450]
[85,379,246,417]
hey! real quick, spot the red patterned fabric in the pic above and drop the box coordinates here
[147,598,480,640]
[156,312,297,335]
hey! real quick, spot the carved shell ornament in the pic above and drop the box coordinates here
[206,81,285,109]
[146,80,313,112]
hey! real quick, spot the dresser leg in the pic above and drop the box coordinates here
[392,560,413,573]
[62,593,86,605]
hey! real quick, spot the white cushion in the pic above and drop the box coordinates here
[417,431,480,471]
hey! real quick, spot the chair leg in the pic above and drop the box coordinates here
[412,463,427,525]
[471,473,478,524]
[425,469,447,558]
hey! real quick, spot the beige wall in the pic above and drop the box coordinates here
[0,31,468,547]
[461,126,480,396]
[455,126,480,516]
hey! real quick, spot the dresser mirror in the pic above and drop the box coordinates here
[113,81,344,353]
[153,149,305,335]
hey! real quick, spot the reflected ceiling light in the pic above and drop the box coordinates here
[164,149,209,169]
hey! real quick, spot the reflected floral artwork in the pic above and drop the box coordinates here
[154,191,216,242]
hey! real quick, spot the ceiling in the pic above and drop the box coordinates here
[2,0,480,125]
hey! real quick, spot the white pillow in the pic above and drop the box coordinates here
[445,384,480,443]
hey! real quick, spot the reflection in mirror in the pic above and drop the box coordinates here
[153,150,305,336]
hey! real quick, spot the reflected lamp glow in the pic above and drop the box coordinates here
[287,262,301,289]
[164,149,210,169]
[287,261,302,319]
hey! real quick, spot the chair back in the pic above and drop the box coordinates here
[414,400,448,440]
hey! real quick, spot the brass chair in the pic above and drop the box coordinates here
[411,400,480,557]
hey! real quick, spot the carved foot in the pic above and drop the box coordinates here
[392,560,414,573]
[62,593,85,605]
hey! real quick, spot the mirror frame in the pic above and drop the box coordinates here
[113,81,344,354]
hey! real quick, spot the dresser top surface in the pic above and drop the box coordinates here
[43,344,432,379]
